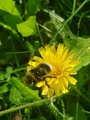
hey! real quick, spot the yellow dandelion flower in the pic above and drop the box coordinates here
[27,44,80,97]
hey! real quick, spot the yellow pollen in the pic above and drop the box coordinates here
[53,68,62,77]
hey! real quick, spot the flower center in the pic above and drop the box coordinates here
[51,66,63,78]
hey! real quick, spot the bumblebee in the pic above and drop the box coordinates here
[24,63,52,85]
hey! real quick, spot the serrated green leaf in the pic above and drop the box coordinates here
[11,77,41,101]
[9,87,23,105]
[0,85,9,93]
[71,37,90,71]
[17,16,37,37]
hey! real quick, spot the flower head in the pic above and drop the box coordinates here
[27,44,80,97]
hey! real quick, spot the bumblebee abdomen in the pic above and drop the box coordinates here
[25,63,52,84]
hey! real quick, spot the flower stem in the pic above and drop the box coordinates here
[0,99,45,116]
[0,95,59,116]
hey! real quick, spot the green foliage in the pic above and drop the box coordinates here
[70,37,90,71]
[0,0,90,120]
[9,86,23,105]
[11,77,41,101]
[3,14,22,29]
[0,0,16,14]
[26,0,41,15]
[17,16,37,37]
